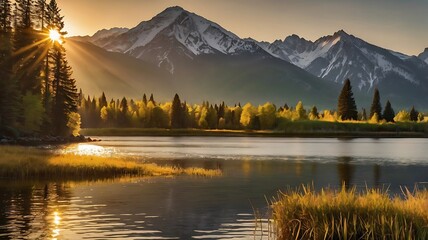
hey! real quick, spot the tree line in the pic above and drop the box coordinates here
[78,83,425,131]
[0,0,79,137]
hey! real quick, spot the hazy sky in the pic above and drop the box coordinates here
[57,0,428,55]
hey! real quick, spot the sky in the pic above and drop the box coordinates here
[57,0,428,55]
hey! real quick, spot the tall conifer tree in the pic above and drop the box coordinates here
[337,79,358,120]
[0,0,20,130]
[370,88,382,119]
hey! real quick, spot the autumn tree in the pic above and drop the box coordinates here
[337,79,358,120]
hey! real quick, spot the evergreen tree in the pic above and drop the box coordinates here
[370,88,382,119]
[171,93,183,128]
[99,92,107,108]
[337,79,358,120]
[361,108,367,121]
[409,106,418,122]
[34,0,46,29]
[49,0,78,135]
[0,0,20,131]
[142,93,147,105]
[308,106,319,120]
[14,0,43,94]
[149,93,155,105]
[118,97,128,126]
[382,100,395,123]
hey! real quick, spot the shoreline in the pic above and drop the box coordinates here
[0,146,221,181]
[81,128,428,138]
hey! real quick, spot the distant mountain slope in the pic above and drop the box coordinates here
[66,39,339,108]
[66,39,174,100]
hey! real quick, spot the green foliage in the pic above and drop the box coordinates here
[22,93,43,133]
[337,79,358,120]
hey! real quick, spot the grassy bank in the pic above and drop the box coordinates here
[271,186,428,240]
[81,121,428,138]
[0,146,221,180]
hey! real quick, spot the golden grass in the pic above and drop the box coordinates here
[271,185,428,240]
[0,146,221,180]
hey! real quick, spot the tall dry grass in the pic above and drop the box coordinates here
[0,146,221,180]
[271,185,428,240]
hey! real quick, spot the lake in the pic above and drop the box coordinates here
[1,137,428,239]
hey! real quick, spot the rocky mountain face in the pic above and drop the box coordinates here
[419,48,428,65]
[71,6,428,109]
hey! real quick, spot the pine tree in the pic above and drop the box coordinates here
[49,0,78,135]
[370,88,382,119]
[171,93,183,128]
[118,97,128,126]
[409,106,418,122]
[361,108,367,121]
[149,93,155,105]
[337,79,358,120]
[14,0,43,94]
[99,92,107,108]
[0,0,20,131]
[382,100,395,123]
[142,93,147,105]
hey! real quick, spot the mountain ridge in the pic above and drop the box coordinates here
[69,6,428,109]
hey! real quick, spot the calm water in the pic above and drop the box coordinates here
[1,137,428,239]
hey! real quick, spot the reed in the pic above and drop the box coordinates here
[0,146,221,180]
[271,185,428,240]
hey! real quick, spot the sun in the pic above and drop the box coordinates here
[49,29,62,43]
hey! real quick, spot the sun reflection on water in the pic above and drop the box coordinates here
[52,211,61,239]
[62,143,116,156]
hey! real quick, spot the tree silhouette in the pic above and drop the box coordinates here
[370,88,382,119]
[0,0,20,131]
[337,79,358,120]
[171,93,183,128]
[409,106,418,122]
[382,100,395,122]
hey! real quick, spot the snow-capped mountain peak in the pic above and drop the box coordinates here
[258,29,425,90]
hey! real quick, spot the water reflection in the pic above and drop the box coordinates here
[2,137,428,239]
[337,157,355,188]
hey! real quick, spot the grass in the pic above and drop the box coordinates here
[271,185,428,240]
[0,146,221,180]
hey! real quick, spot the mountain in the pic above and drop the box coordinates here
[66,39,339,108]
[419,48,428,64]
[70,6,428,109]
[259,30,428,108]
[84,6,265,74]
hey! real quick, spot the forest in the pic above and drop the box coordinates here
[0,0,79,137]
[78,79,425,131]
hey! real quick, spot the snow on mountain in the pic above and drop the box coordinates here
[84,6,268,73]
[419,48,428,64]
[260,30,426,90]
[90,7,263,58]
